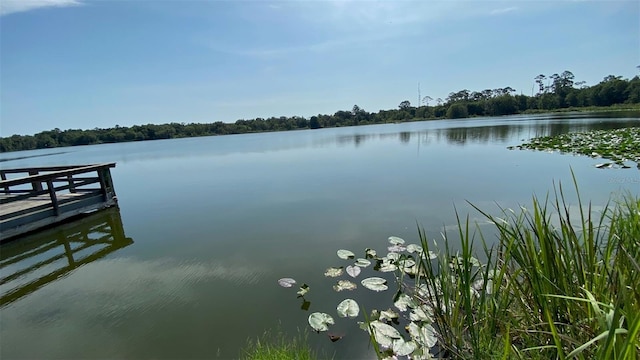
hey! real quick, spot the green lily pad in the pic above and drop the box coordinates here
[333,279,357,292]
[337,249,355,259]
[407,323,437,348]
[369,320,402,347]
[378,259,397,272]
[409,305,432,322]
[379,308,399,322]
[388,244,407,252]
[336,299,360,318]
[361,277,388,292]
[346,265,361,278]
[297,283,309,297]
[355,258,371,267]
[365,248,377,258]
[388,236,405,245]
[278,278,296,288]
[394,293,417,312]
[308,312,334,332]
[393,339,418,356]
[324,267,343,277]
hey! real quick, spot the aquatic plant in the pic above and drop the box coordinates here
[279,176,640,359]
[509,127,640,168]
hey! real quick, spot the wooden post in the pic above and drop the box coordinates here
[47,179,59,216]
[1,171,7,192]
[67,175,76,193]
[98,167,116,204]
[29,170,43,192]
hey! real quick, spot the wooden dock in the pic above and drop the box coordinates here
[0,163,118,242]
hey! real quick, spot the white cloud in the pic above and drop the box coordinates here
[0,0,83,16]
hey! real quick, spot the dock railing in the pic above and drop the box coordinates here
[0,163,118,241]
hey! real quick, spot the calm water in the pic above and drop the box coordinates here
[1,113,639,359]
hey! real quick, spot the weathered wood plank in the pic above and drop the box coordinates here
[0,163,118,242]
[0,163,115,188]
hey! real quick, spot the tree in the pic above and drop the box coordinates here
[447,89,470,104]
[399,100,411,109]
[422,96,433,107]
[309,116,321,129]
[625,76,640,103]
[535,74,546,94]
[446,103,468,119]
[488,95,518,115]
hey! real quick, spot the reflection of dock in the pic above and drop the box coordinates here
[0,207,133,307]
[0,163,118,242]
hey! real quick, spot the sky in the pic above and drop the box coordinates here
[0,0,638,136]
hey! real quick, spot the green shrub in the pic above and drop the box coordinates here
[446,103,469,119]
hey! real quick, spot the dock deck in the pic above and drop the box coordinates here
[0,163,118,242]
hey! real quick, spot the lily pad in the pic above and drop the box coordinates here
[393,339,418,357]
[406,244,423,253]
[422,250,438,260]
[378,261,397,272]
[379,308,399,322]
[308,312,334,332]
[346,265,361,278]
[388,244,406,252]
[354,258,371,268]
[297,284,309,297]
[336,299,360,318]
[324,267,343,277]
[337,249,355,259]
[398,258,416,269]
[511,127,640,169]
[407,323,437,348]
[388,236,405,245]
[365,248,377,258]
[361,277,388,292]
[409,305,432,322]
[278,278,297,288]
[333,279,357,292]
[369,320,402,347]
[385,252,401,261]
[394,293,417,312]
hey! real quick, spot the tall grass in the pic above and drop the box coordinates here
[413,177,640,359]
[240,328,321,360]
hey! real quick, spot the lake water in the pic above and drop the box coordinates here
[1,113,639,359]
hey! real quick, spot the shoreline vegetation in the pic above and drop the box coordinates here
[270,177,639,359]
[2,71,640,153]
[510,127,640,169]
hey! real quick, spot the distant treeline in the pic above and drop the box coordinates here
[2,71,639,153]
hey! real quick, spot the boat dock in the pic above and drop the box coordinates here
[0,163,118,242]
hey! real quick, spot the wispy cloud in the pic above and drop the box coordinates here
[209,34,388,59]
[490,6,518,15]
[0,0,83,16]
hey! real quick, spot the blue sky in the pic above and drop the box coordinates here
[1,0,638,136]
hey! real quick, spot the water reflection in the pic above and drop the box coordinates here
[330,117,639,147]
[0,208,133,307]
